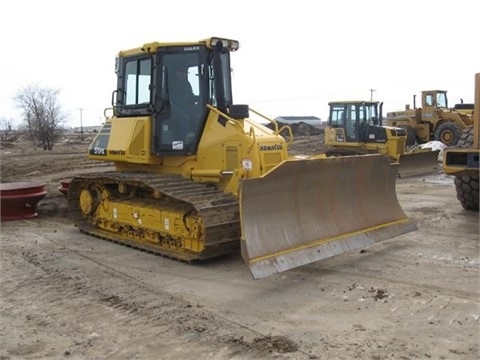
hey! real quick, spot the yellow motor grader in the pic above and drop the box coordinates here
[324,100,440,178]
[67,37,416,279]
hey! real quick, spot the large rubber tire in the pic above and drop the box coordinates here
[434,122,463,146]
[456,125,474,148]
[399,125,416,146]
[451,126,478,211]
[454,175,479,211]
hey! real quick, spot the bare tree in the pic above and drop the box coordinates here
[14,84,66,150]
[0,116,15,141]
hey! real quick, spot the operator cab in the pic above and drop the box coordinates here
[112,37,240,155]
[328,101,384,142]
[422,90,448,109]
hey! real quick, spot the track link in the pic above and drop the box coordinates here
[67,171,241,261]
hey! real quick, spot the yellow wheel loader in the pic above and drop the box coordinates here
[68,37,416,279]
[324,101,440,178]
[443,73,480,211]
[386,90,473,147]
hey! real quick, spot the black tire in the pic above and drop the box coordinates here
[434,122,462,146]
[451,126,478,211]
[456,125,474,148]
[454,175,479,211]
[399,125,416,146]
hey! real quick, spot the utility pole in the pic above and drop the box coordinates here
[79,108,84,140]
[369,89,376,101]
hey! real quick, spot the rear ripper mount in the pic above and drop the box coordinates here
[0,182,47,221]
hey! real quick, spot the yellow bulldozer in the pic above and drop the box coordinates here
[67,37,416,279]
[386,89,473,147]
[443,73,479,211]
[324,100,440,177]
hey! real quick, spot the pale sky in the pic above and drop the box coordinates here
[1,0,478,128]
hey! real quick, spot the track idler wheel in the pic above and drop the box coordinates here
[79,188,101,215]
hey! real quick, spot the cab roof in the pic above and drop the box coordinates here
[118,37,239,57]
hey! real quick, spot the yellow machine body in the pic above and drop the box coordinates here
[324,124,406,161]
[325,100,439,177]
[68,38,417,278]
[88,107,291,195]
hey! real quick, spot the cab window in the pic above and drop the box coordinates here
[436,92,447,108]
[425,94,434,106]
[125,58,152,105]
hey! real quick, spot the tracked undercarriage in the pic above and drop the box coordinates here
[67,172,241,261]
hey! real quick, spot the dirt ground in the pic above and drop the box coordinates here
[0,130,479,360]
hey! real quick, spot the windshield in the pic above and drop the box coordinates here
[362,104,378,125]
[436,92,448,108]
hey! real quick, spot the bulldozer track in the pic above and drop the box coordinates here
[68,171,241,262]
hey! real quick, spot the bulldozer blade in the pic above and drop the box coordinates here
[397,150,440,178]
[240,154,417,279]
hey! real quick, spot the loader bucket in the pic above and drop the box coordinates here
[397,150,440,178]
[240,154,417,279]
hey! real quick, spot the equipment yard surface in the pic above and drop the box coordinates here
[1,135,478,359]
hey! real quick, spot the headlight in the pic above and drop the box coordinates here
[391,128,406,136]
[209,37,240,51]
